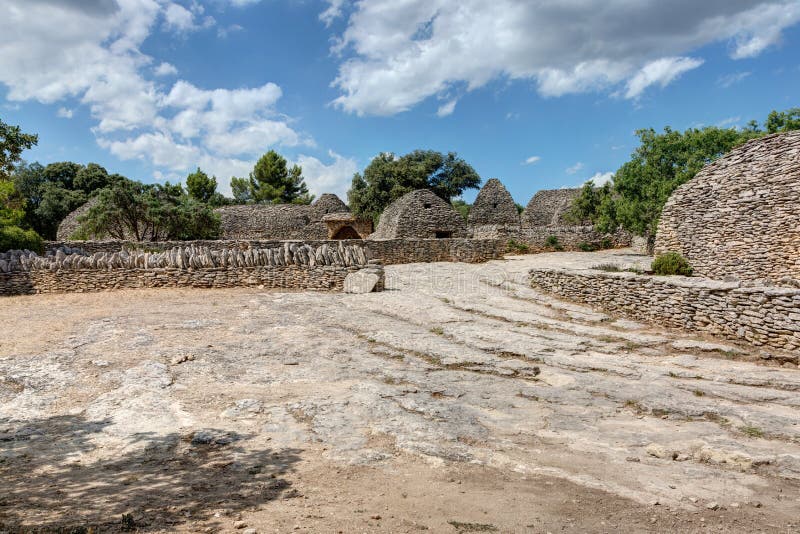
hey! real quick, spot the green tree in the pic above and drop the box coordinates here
[76,180,220,241]
[35,182,86,239]
[1,118,38,180]
[74,163,114,194]
[452,199,471,221]
[765,107,800,133]
[186,167,217,203]
[232,150,314,205]
[348,150,480,222]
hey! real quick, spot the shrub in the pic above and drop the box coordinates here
[600,237,613,250]
[507,239,530,254]
[0,225,44,253]
[651,251,692,276]
[593,263,622,272]
[578,242,596,252]
[544,235,563,251]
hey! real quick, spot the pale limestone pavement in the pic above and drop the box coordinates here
[1,249,799,527]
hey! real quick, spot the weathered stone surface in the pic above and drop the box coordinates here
[469,179,520,238]
[343,271,380,294]
[521,188,583,228]
[655,130,800,285]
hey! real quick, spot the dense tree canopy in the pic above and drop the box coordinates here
[0,118,38,181]
[75,179,220,241]
[567,108,800,251]
[186,167,228,207]
[230,151,313,205]
[348,150,481,222]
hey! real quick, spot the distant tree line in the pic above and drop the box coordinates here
[566,107,800,251]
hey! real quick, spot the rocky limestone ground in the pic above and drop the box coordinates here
[1,249,799,533]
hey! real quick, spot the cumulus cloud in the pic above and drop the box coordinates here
[523,156,541,165]
[294,150,358,199]
[586,171,614,186]
[57,107,74,119]
[623,56,704,99]
[566,162,584,175]
[154,62,178,76]
[0,0,317,191]
[320,0,347,27]
[436,99,457,117]
[328,0,800,115]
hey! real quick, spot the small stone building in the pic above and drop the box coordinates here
[521,188,582,228]
[468,178,520,237]
[322,213,373,239]
[655,130,800,283]
[369,189,468,239]
[217,193,351,240]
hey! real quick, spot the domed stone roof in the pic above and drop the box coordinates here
[369,189,467,239]
[655,130,800,283]
[468,178,519,226]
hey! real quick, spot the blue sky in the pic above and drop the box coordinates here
[1,0,799,204]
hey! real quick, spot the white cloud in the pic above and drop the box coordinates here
[523,156,541,165]
[57,107,74,119]
[154,62,178,76]
[566,162,584,175]
[328,0,800,115]
[163,2,214,33]
[294,150,359,199]
[436,99,457,117]
[717,116,742,128]
[228,0,262,6]
[623,56,704,99]
[0,0,317,193]
[217,24,244,38]
[717,71,751,88]
[320,0,347,27]
[586,171,614,186]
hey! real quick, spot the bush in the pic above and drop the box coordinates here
[0,225,44,253]
[544,235,563,251]
[651,252,692,276]
[600,237,613,250]
[507,239,530,254]
[578,242,596,252]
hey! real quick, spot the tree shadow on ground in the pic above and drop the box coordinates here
[0,414,302,533]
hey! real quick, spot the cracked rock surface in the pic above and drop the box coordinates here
[1,249,799,532]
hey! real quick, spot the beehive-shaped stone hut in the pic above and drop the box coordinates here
[369,189,468,239]
[655,131,800,283]
[56,196,100,240]
[217,193,351,240]
[521,188,581,227]
[468,178,520,237]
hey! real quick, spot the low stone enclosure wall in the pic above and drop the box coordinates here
[45,238,509,265]
[0,243,384,296]
[514,226,631,252]
[529,268,800,359]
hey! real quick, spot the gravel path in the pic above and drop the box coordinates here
[1,249,798,532]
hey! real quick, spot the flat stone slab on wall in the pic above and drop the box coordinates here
[529,267,800,359]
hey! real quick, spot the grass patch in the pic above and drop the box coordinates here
[544,235,563,251]
[448,520,498,532]
[507,239,530,254]
[693,389,705,397]
[578,242,597,252]
[430,326,445,336]
[739,425,764,438]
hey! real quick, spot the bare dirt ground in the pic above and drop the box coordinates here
[1,249,799,533]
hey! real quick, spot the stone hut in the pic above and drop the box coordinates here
[468,178,520,237]
[655,130,800,284]
[56,196,100,240]
[217,194,351,240]
[521,188,581,227]
[369,189,468,239]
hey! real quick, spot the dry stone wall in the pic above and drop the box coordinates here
[521,188,583,227]
[515,227,631,251]
[529,268,800,358]
[0,243,383,296]
[655,131,800,284]
[46,238,508,265]
[370,189,468,239]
